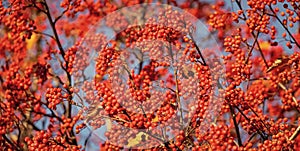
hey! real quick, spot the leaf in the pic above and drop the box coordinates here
[126,132,148,148]
[105,118,112,131]
[26,33,38,50]
[260,41,270,51]
[266,56,290,72]
[181,64,196,79]
[152,115,159,123]
[84,105,103,124]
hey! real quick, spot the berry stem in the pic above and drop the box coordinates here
[230,105,243,146]
[269,5,300,49]
[2,134,21,151]
[189,32,207,66]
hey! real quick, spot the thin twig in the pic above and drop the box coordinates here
[229,105,243,146]
[247,132,258,143]
[44,0,65,57]
[30,30,55,40]
[234,105,268,140]
[255,37,268,67]
[189,32,207,66]
[31,3,47,14]
[83,130,93,150]
[245,32,260,64]
[289,125,300,140]
[2,134,21,151]
[54,6,70,24]
[269,6,300,49]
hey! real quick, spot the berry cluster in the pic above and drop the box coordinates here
[25,130,81,151]
[46,87,63,109]
[1,0,300,150]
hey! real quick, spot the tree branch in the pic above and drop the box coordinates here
[229,105,242,146]
[269,5,300,49]
[43,0,65,57]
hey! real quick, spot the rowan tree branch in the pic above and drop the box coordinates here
[229,105,242,146]
[269,5,300,49]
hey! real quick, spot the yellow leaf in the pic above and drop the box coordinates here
[152,115,159,123]
[8,32,12,39]
[26,33,38,50]
[260,41,270,51]
[126,132,148,148]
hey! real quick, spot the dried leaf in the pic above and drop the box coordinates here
[105,118,112,131]
[126,132,148,148]
[266,56,290,72]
